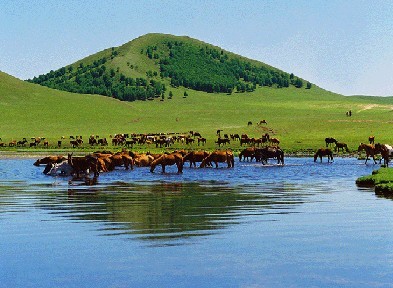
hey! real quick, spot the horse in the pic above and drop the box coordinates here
[357,143,377,164]
[200,150,234,168]
[247,121,252,126]
[239,147,256,162]
[43,160,73,176]
[133,154,155,167]
[369,136,375,144]
[335,142,350,153]
[185,137,195,145]
[183,151,210,167]
[374,143,393,166]
[240,137,250,146]
[262,133,270,145]
[258,120,267,125]
[17,139,27,147]
[216,138,230,147]
[67,153,99,178]
[314,148,334,163]
[70,140,80,148]
[109,153,134,170]
[269,138,280,146]
[33,155,66,166]
[197,137,206,146]
[150,153,183,173]
[325,137,337,147]
[255,146,284,165]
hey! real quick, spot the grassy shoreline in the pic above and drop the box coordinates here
[356,167,393,196]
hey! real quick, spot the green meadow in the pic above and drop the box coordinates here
[1,70,393,153]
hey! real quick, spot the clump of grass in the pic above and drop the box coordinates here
[356,168,393,194]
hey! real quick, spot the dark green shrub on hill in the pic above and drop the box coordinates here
[28,54,166,102]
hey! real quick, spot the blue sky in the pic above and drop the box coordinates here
[1,0,393,96]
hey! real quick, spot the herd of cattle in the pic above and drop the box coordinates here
[0,130,280,149]
[33,146,285,180]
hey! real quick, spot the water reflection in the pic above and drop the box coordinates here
[0,157,378,245]
[29,181,305,243]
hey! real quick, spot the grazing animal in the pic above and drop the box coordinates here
[216,129,223,137]
[325,137,337,147]
[200,150,234,168]
[133,154,154,167]
[89,136,97,146]
[186,137,195,145]
[357,143,377,164]
[150,153,183,173]
[34,155,66,166]
[335,142,350,153]
[183,151,210,167]
[97,138,108,146]
[239,147,256,162]
[261,133,270,145]
[43,160,73,176]
[240,137,250,146]
[255,146,284,165]
[193,132,202,138]
[375,143,393,167]
[231,134,240,141]
[110,153,134,170]
[269,137,280,146]
[146,152,164,160]
[197,137,206,146]
[216,138,230,147]
[258,120,267,125]
[70,140,79,148]
[247,121,252,126]
[67,153,99,178]
[369,136,375,144]
[314,148,334,163]
[17,139,27,147]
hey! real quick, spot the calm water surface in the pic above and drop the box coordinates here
[1,157,393,287]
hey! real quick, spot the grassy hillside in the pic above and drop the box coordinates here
[27,33,307,102]
[2,70,393,153]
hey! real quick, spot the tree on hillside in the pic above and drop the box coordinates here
[295,78,303,88]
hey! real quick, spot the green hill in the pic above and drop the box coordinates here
[1,34,393,152]
[27,33,308,102]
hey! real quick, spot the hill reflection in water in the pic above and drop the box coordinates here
[26,180,307,243]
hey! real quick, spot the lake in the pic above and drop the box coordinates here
[1,157,393,288]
